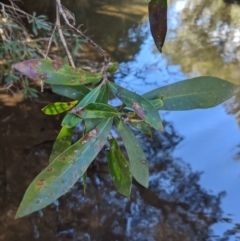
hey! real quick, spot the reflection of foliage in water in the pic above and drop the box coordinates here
[224,92,240,161]
[31,122,228,240]
[165,0,240,85]
[0,102,231,240]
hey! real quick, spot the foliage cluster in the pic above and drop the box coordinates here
[9,0,240,218]
[0,1,84,98]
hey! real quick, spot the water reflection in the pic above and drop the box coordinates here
[165,0,240,85]
[0,108,229,240]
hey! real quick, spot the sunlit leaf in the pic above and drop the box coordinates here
[143,76,240,110]
[12,59,102,85]
[71,103,120,119]
[62,86,101,128]
[116,118,149,188]
[15,118,113,218]
[109,82,163,131]
[49,126,73,163]
[106,137,132,197]
[51,85,90,100]
[42,100,78,115]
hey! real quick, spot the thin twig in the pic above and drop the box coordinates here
[45,25,57,58]
[56,3,75,68]
[55,0,110,81]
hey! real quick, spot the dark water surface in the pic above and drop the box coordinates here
[1,0,240,240]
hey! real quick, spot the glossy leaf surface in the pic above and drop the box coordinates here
[42,100,78,115]
[143,76,240,110]
[13,59,102,85]
[71,103,120,119]
[106,138,132,197]
[117,119,149,188]
[51,85,90,100]
[15,118,113,218]
[109,82,163,131]
[49,126,73,163]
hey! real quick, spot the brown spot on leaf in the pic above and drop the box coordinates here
[47,167,53,172]
[130,100,146,121]
[52,60,62,71]
[36,199,40,204]
[37,177,46,187]
[82,128,99,144]
[72,107,85,116]
[39,73,50,80]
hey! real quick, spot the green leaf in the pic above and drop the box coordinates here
[96,84,109,103]
[143,76,240,110]
[128,121,152,137]
[42,100,78,115]
[84,119,102,133]
[15,118,113,218]
[106,137,132,197]
[116,119,149,188]
[109,82,163,131]
[49,126,73,163]
[62,86,101,128]
[12,59,102,85]
[107,62,119,74]
[75,86,101,108]
[71,103,120,119]
[150,98,164,109]
[51,85,90,100]
[61,114,82,129]
[84,84,109,133]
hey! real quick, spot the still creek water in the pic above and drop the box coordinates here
[1,0,240,240]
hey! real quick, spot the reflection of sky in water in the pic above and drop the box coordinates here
[113,5,240,239]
